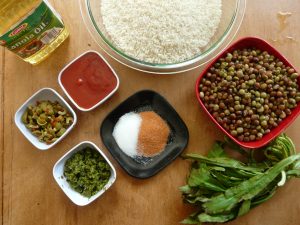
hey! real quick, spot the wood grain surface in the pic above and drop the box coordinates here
[1,48,4,225]
[2,0,300,225]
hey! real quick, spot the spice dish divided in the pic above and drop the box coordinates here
[100,90,189,179]
[112,111,170,158]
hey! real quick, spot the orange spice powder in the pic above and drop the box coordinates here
[137,111,170,157]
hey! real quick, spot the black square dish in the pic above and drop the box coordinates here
[100,90,189,179]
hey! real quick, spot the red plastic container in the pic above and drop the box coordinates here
[195,37,300,149]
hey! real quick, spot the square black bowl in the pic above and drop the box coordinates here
[100,90,189,179]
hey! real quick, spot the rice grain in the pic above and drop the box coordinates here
[101,0,222,64]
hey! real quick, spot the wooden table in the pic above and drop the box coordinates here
[2,0,300,224]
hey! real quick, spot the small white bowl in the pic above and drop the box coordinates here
[14,88,77,150]
[58,50,120,112]
[53,141,117,206]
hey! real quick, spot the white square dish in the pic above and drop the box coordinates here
[52,141,117,206]
[58,50,120,112]
[14,88,77,150]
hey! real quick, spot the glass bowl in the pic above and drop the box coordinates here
[79,0,246,74]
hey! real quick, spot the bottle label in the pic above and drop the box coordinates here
[0,1,65,59]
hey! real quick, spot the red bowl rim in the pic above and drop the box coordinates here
[195,36,300,149]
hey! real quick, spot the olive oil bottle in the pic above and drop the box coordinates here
[0,0,69,65]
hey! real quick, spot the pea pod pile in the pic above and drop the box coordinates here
[22,100,74,144]
[180,134,300,224]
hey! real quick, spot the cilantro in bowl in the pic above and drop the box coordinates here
[64,147,111,198]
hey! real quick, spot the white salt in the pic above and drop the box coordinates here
[112,112,142,157]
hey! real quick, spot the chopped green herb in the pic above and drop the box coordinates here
[64,147,111,198]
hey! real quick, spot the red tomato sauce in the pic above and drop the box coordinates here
[60,52,118,109]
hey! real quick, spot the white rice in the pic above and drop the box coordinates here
[101,0,222,64]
